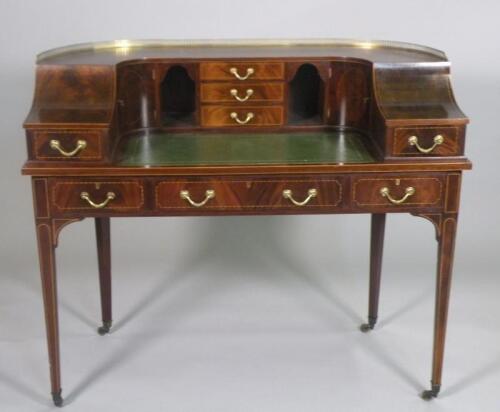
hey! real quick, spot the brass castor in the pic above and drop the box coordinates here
[97,320,112,336]
[52,390,64,407]
[421,384,441,400]
[360,316,377,333]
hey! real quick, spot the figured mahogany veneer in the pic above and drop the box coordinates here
[392,126,462,157]
[352,175,443,209]
[201,106,284,127]
[156,177,342,211]
[200,61,285,81]
[22,40,472,406]
[31,130,104,161]
[200,82,284,103]
[50,179,144,215]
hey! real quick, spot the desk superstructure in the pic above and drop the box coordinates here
[22,39,471,406]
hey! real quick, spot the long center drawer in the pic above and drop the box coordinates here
[156,178,343,210]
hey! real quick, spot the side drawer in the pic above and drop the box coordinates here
[155,178,343,212]
[50,179,144,214]
[200,61,285,81]
[200,83,284,103]
[352,175,444,210]
[201,106,283,127]
[32,130,103,160]
[392,126,461,156]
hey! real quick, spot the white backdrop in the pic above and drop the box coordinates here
[1,1,499,411]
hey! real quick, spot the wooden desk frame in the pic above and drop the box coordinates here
[22,40,471,407]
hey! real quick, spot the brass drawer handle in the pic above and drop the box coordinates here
[230,112,254,125]
[49,139,87,157]
[180,189,215,207]
[80,192,116,209]
[408,135,444,154]
[230,88,254,102]
[380,186,415,205]
[282,188,317,206]
[229,67,254,80]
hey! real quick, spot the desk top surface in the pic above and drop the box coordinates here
[116,130,375,167]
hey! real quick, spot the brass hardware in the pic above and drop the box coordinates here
[408,135,444,154]
[229,67,254,80]
[230,88,254,102]
[282,188,317,206]
[80,191,116,209]
[180,189,215,207]
[230,112,254,125]
[49,139,87,157]
[380,186,415,205]
[37,40,447,64]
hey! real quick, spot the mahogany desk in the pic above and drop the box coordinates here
[21,39,471,406]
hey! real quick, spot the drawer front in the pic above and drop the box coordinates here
[200,62,285,81]
[201,106,283,127]
[200,83,284,103]
[156,178,342,211]
[393,126,461,156]
[33,130,103,160]
[352,176,443,209]
[51,180,144,213]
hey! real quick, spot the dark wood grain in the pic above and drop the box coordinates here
[352,174,444,210]
[201,106,283,127]
[392,126,462,157]
[50,179,144,215]
[23,41,471,405]
[31,130,104,161]
[200,61,285,81]
[95,217,112,333]
[363,213,386,330]
[200,83,284,103]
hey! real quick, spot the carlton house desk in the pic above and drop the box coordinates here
[21,40,471,406]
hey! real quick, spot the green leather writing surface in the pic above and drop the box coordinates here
[116,130,375,166]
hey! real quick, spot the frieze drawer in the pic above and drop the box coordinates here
[392,126,462,156]
[156,178,343,211]
[32,130,103,161]
[352,175,444,210]
[50,179,144,214]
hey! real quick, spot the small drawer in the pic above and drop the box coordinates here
[200,83,284,103]
[392,126,461,156]
[33,130,103,160]
[156,178,342,211]
[200,62,284,81]
[201,106,283,127]
[51,180,144,213]
[352,176,443,209]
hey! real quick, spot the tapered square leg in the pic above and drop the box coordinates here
[95,217,112,335]
[361,213,386,332]
[421,216,458,400]
[36,222,64,407]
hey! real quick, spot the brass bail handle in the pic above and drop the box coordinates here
[80,191,116,209]
[50,139,87,157]
[408,135,444,154]
[230,112,254,125]
[230,88,254,102]
[180,189,215,207]
[229,67,255,80]
[379,186,415,205]
[282,188,318,206]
